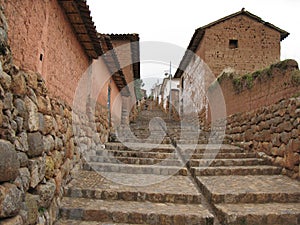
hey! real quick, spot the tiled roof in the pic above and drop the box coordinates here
[58,0,102,59]
[98,34,130,96]
[106,34,140,80]
[174,9,289,78]
[200,9,289,41]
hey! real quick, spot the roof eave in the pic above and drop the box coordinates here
[58,0,102,59]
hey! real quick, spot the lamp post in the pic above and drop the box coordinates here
[164,62,172,119]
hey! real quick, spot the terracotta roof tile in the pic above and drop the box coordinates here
[58,0,102,59]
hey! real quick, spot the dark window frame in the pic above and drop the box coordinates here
[229,39,238,49]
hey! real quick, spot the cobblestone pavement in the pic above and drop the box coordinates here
[56,100,300,225]
[56,101,214,225]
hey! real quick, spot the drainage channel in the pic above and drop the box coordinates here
[162,123,221,225]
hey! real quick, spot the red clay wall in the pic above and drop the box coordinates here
[111,39,136,103]
[196,15,281,76]
[207,59,300,119]
[91,58,122,126]
[1,0,90,105]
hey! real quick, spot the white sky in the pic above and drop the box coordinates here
[87,0,300,93]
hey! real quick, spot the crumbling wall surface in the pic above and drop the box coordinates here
[208,59,300,118]
[226,97,300,179]
[0,8,109,225]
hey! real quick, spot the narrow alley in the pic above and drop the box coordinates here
[57,100,300,225]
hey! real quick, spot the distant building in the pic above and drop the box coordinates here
[160,78,180,112]
[151,83,162,104]
[174,9,289,79]
[174,9,289,116]
[1,0,140,126]
[141,89,147,99]
[98,34,140,125]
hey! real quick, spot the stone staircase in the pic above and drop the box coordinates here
[56,100,300,225]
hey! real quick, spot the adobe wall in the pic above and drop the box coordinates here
[1,0,90,105]
[91,58,122,127]
[112,39,137,108]
[0,9,110,224]
[203,60,300,179]
[207,59,300,118]
[197,15,281,76]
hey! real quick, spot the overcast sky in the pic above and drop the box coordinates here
[87,0,300,93]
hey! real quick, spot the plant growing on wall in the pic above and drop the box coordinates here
[134,79,145,101]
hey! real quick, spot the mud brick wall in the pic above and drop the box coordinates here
[196,14,281,77]
[0,0,90,105]
[0,8,110,225]
[207,59,300,119]
[225,97,300,179]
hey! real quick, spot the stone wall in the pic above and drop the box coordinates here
[201,60,300,179]
[197,14,281,76]
[225,97,300,179]
[0,8,109,225]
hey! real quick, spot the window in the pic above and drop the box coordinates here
[229,39,238,49]
[39,54,43,61]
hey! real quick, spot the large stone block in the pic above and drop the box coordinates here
[0,140,19,182]
[43,135,55,153]
[24,193,39,225]
[0,71,11,90]
[52,150,63,169]
[17,152,28,167]
[25,96,39,132]
[28,156,46,188]
[14,168,30,193]
[37,95,52,114]
[14,98,27,118]
[45,156,55,179]
[39,115,54,135]
[11,72,27,96]
[3,92,13,110]
[27,71,38,90]
[15,132,29,152]
[27,132,44,157]
[35,179,56,208]
[0,183,22,218]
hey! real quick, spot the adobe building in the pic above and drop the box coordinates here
[1,0,100,104]
[175,8,289,79]
[106,34,141,123]
[97,34,140,125]
[160,77,180,113]
[1,0,140,126]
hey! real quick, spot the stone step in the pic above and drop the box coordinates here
[59,197,214,225]
[105,143,174,152]
[86,155,183,166]
[64,171,202,204]
[178,144,242,152]
[83,163,188,176]
[55,220,142,225]
[114,138,172,144]
[176,140,199,144]
[191,165,282,176]
[214,203,300,225]
[96,150,177,159]
[196,175,300,204]
[189,158,268,167]
[182,152,257,159]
